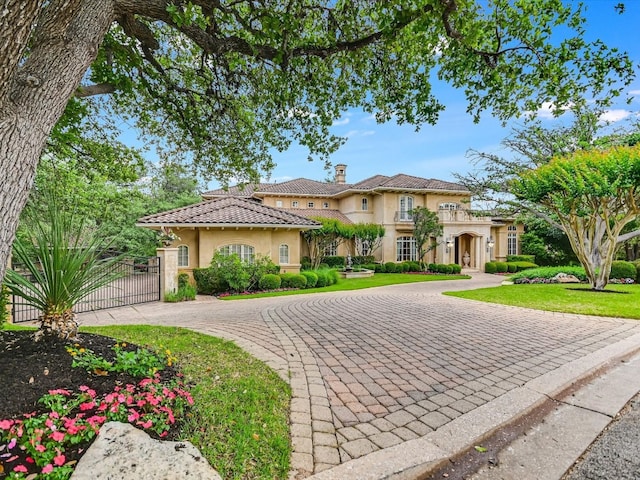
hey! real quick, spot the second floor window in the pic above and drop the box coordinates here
[399,196,413,220]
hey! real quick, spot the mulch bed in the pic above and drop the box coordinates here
[0,330,181,477]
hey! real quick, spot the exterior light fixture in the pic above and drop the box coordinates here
[446,237,455,253]
[486,237,495,252]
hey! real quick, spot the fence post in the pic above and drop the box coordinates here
[4,257,12,324]
[157,248,178,300]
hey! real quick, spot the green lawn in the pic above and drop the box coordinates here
[221,273,470,300]
[445,283,640,319]
[82,325,291,480]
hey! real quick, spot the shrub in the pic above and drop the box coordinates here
[405,262,421,272]
[427,263,436,272]
[178,273,190,289]
[507,263,518,273]
[321,256,345,268]
[291,274,308,289]
[510,266,588,282]
[610,261,636,280]
[374,263,386,273]
[484,262,497,274]
[400,262,411,272]
[506,255,536,263]
[259,273,282,290]
[385,262,397,273]
[635,261,640,284]
[508,261,539,272]
[193,267,227,294]
[362,263,377,271]
[301,261,312,271]
[494,262,508,273]
[449,264,462,274]
[300,271,318,288]
[327,269,340,285]
[279,273,296,288]
[315,270,329,287]
[318,263,330,270]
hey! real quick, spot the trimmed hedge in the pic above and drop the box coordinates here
[485,262,497,274]
[494,262,508,273]
[509,261,539,272]
[259,273,282,290]
[384,262,397,273]
[315,270,329,287]
[280,273,307,289]
[610,260,636,280]
[300,271,318,288]
[327,269,340,285]
[506,255,536,263]
[322,256,345,268]
[450,264,462,274]
[404,261,421,272]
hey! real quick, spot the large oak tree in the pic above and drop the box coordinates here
[0,0,635,282]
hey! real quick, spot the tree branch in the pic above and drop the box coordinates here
[75,83,116,97]
[617,229,640,244]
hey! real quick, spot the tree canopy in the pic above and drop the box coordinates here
[410,207,443,267]
[0,0,636,283]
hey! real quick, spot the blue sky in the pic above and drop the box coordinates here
[252,1,640,188]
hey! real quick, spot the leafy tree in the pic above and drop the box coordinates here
[519,216,576,266]
[4,197,124,340]
[304,218,354,269]
[0,1,635,284]
[410,207,443,268]
[353,223,386,260]
[511,144,640,290]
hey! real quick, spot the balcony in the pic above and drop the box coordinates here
[437,209,493,223]
[394,211,413,223]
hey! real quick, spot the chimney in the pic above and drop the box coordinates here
[334,164,347,184]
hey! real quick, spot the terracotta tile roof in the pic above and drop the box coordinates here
[137,197,321,227]
[256,178,347,196]
[201,184,265,198]
[352,174,468,192]
[283,209,353,224]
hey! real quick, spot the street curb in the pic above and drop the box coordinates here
[306,331,640,480]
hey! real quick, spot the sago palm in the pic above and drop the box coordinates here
[4,200,124,340]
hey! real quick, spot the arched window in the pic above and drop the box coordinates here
[396,236,417,262]
[279,244,289,264]
[177,245,189,267]
[219,244,255,263]
[361,197,368,211]
[399,196,414,221]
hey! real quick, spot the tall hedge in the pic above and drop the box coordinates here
[610,261,636,280]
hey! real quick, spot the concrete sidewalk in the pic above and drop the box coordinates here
[77,274,640,479]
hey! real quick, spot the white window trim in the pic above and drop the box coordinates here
[177,245,189,267]
[279,244,289,264]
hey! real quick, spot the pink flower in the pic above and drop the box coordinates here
[25,456,34,464]
[13,465,28,473]
[35,444,47,453]
[79,386,96,397]
[8,438,17,449]
[0,419,14,429]
[50,431,65,442]
[53,454,66,466]
[48,389,71,396]
[139,378,153,387]
[42,464,54,474]
[79,401,95,411]
[128,410,140,422]
[138,420,153,429]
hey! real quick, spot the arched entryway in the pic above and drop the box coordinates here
[455,233,477,269]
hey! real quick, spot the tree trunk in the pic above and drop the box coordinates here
[0,1,116,282]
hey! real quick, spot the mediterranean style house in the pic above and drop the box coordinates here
[137,164,522,274]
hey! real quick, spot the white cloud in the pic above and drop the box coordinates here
[526,101,573,119]
[598,109,633,123]
[332,117,350,127]
[629,89,640,96]
[344,129,376,138]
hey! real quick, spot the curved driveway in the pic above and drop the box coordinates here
[78,273,640,478]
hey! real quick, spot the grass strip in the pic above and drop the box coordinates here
[445,283,640,319]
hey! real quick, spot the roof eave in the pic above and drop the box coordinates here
[136,222,321,230]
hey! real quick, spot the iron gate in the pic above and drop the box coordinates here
[11,257,161,323]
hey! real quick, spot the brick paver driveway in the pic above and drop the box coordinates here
[78,274,640,477]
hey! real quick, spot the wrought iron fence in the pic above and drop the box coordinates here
[10,257,160,323]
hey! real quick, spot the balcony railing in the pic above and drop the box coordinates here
[394,211,413,222]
